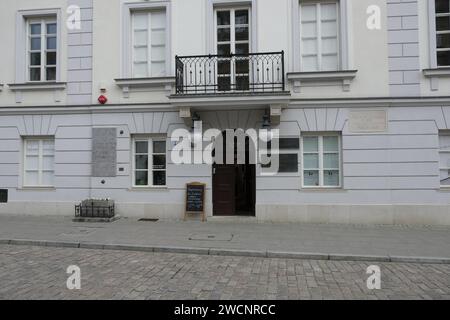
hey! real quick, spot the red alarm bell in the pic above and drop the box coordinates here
[98,95,108,105]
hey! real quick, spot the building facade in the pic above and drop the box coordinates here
[1,0,450,225]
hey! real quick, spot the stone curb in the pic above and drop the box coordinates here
[1,239,449,264]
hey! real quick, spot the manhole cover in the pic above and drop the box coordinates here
[189,233,233,241]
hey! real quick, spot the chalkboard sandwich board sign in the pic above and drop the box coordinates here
[185,182,206,221]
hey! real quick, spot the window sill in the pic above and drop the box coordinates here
[300,187,344,192]
[115,77,175,98]
[17,186,56,191]
[128,186,169,191]
[8,82,67,91]
[423,68,450,91]
[287,70,358,93]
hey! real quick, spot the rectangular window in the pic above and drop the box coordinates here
[133,137,166,187]
[132,10,167,78]
[215,7,250,91]
[27,18,57,81]
[299,1,339,72]
[302,134,341,188]
[439,131,450,187]
[23,138,55,187]
[262,138,300,173]
[436,0,450,66]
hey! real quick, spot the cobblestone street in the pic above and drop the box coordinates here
[0,245,449,300]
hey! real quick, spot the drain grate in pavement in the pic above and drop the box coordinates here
[139,218,159,222]
[189,233,233,241]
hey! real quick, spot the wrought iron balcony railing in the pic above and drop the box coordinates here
[175,51,285,95]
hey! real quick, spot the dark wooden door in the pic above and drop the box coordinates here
[213,165,236,216]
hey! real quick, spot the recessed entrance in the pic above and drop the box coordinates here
[212,131,256,216]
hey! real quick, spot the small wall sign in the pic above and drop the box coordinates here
[0,189,8,203]
[185,182,206,221]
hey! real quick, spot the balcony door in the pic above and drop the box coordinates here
[215,8,250,91]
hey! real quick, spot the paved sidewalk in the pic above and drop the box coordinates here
[0,215,449,263]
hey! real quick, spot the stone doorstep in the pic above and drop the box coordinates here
[1,239,450,265]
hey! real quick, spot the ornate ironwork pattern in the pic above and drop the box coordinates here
[175,51,285,95]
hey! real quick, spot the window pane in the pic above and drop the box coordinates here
[42,140,54,155]
[152,155,166,170]
[30,68,41,81]
[135,155,148,170]
[217,11,230,26]
[235,60,249,74]
[322,54,339,71]
[301,5,316,21]
[31,38,41,50]
[235,10,249,25]
[217,27,230,42]
[26,156,39,170]
[151,62,165,77]
[153,171,166,186]
[42,171,54,186]
[301,22,317,38]
[134,30,147,46]
[43,156,54,171]
[279,154,298,173]
[218,76,231,91]
[134,47,148,62]
[135,141,148,154]
[46,23,57,34]
[236,43,249,55]
[133,13,148,30]
[303,154,319,169]
[25,171,39,186]
[436,0,450,14]
[279,138,300,150]
[323,153,339,168]
[26,141,39,155]
[151,46,165,61]
[46,67,56,81]
[438,51,450,66]
[153,141,166,153]
[46,36,56,50]
[437,34,450,49]
[321,21,337,37]
[30,24,41,35]
[46,52,56,65]
[135,171,148,186]
[133,63,148,77]
[322,38,338,54]
[436,16,450,31]
[323,136,339,152]
[440,169,450,186]
[302,38,318,55]
[151,11,166,29]
[235,27,249,41]
[218,61,231,74]
[151,30,165,46]
[303,137,318,152]
[30,53,41,66]
[302,55,318,71]
[324,170,339,186]
[304,170,319,186]
[321,3,337,20]
[218,44,230,55]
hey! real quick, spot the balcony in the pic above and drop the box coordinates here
[174,51,285,95]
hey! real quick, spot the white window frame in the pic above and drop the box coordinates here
[299,1,340,72]
[27,17,58,82]
[301,133,342,189]
[15,9,61,83]
[131,10,167,78]
[439,131,450,188]
[121,2,171,78]
[132,136,167,188]
[429,0,450,68]
[23,138,55,187]
[292,0,349,72]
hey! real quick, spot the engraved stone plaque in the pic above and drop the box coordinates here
[349,110,388,133]
[92,128,117,177]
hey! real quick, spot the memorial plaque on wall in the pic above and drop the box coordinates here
[92,128,117,177]
[349,110,388,133]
